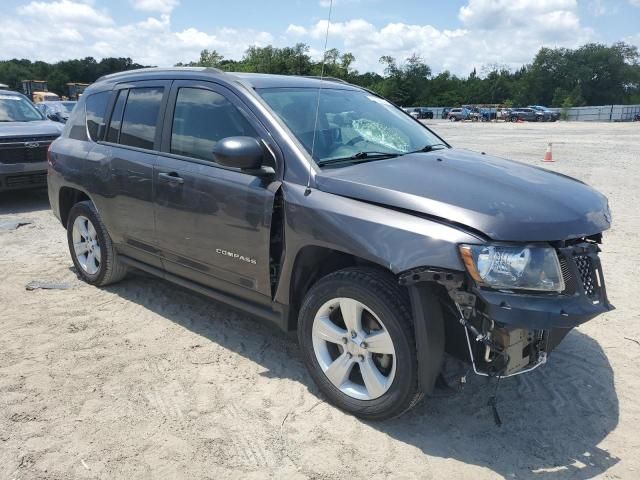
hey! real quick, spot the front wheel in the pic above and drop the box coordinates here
[298,268,422,420]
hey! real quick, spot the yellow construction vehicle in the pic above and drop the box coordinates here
[66,83,89,101]
[21,80,60,103]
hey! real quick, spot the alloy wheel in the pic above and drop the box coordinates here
[311,297,396,400]
[72,215,101,275]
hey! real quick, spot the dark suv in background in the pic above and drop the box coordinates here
[48,68,613,420]
[0,89,63,191]
[507,108,540,122]
[406,107,433,119]
[529,105,560,122]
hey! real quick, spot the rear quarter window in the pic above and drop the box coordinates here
[65,96,88,140]
[85,91,110,141]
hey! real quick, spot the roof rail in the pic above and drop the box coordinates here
[303,76,350,85]
[96,66,224,83]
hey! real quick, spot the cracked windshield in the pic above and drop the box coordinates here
[258,87,445,165]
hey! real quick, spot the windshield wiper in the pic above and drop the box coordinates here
[317,151,401,167]
[402,143,448,155]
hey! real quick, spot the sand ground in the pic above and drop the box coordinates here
[1,121,639,479]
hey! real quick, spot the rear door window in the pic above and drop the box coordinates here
[85,91,110,141]
[119,87,163,150]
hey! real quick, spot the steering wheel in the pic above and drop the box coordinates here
[345,135,365,147]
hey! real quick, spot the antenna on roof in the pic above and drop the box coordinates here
[305,0,333,196]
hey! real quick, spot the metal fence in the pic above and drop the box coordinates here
[548,105,640,122]
[418,105,640,121]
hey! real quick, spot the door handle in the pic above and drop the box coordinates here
[158,172,184,184]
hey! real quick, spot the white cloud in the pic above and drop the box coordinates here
[0,0,597,77]
[297,0,593,75]
[626,33,640,51]
[286,24,307,36]
[1,1,273,67]
[459,0,578,28]
[629,0,640,6]
[17,0,113,26]
[131,0,179,14]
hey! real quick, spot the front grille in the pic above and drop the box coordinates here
[0,135,59,144]
[575,255,597,298]
[4,173,47,187]
[559,254,577,295]
[0,135,57,165]
[558,244,603,300]
[0,145,48,164]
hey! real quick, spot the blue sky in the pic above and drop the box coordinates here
[1,0,639,75]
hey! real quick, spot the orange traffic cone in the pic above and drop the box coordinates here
[543,142,554,162]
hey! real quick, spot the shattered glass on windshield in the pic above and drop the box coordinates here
[352,118,410,152]
[258,86,444,164]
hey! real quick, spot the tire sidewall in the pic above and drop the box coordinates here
[298,274,417,418]
[67,202,109,285]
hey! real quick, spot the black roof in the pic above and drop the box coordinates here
[93,67,361,91]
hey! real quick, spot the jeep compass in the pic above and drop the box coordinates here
[48,68,613,420]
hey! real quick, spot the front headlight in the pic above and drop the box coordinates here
[459,244,565,292]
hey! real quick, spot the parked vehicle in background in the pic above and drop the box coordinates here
[480,108,497,122]
[529,105,560,122]
[0,89,63,191]
[447,107,470,121]
[467,107,483,122]
[497,108,510,120]
[405,107,433,120]
[441,107,451,119]
[21,80,60,103]
[507,108,540,122]
[66,83,89,101]
[36,101,77,123]
[48,68,613,420]
[0,83,8,89]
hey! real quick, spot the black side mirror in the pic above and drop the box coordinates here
[213,136,265,171]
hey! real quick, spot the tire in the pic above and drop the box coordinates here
[66,200,127,286]
[298,267,422,420]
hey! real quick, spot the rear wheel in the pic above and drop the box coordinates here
[67,201,127,286]
[298,267,422,420]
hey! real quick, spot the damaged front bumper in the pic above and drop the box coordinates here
[401,242,614,385]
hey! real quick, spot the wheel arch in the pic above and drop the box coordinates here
[284,245,391,330]
[58,186,93,229]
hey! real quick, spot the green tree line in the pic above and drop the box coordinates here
[2,42,639,107]
[0,57,145,97]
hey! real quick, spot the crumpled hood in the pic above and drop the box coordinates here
[315,148,611,242]
[0,120,63,138]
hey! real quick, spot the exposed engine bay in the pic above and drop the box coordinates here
[400,238,613,423]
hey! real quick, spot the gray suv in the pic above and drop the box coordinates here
[1,89,63,191]
[48,68,613,420]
